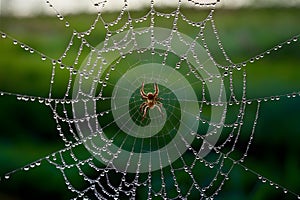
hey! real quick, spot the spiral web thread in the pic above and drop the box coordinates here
[0,0,300,199]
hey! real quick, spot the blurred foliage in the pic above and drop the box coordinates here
[0,8,299,200]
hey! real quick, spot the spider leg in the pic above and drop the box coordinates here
[157,101,163,107]
[155,104,164,117]
[156,96,163,103]
[153,82,159,96]
[141,105,149,121]
[140,82,147,99]
[140,102,147,112]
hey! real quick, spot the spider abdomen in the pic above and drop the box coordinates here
[147,93,154,100]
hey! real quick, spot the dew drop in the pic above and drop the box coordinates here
[269,181,274,186]
[35,161,41,166]
[22,96,29,101]
[13,40,18,45]
[23,166,30,171]
[57,14,64,21]
[1,33,6,38]
[41,55,46,61]
[4,174,10,179]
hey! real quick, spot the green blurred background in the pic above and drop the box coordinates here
[0,5,300,200]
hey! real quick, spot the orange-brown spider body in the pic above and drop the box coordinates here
[140,82,163,120]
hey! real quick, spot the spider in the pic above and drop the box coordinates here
[140,82,163,121]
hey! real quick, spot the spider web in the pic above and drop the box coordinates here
[0,0,300,199]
